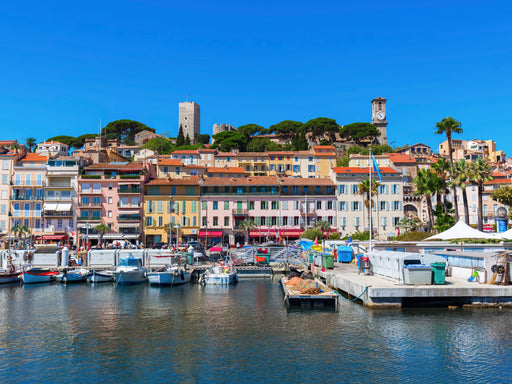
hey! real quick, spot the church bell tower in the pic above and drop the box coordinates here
[371,97,388,144]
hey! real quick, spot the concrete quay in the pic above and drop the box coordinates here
[319,263,512,308]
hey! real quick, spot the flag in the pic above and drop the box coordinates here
[275,228,279,240]
[372,154,383,182]
[314,236,318,246]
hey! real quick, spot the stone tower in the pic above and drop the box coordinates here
[179,102,200,143]
[371,97,388,144]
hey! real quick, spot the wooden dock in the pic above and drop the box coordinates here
[280,277,338,308]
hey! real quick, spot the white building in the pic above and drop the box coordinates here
[36,141,69,157]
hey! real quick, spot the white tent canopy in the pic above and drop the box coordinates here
[425,220,496,241]
[492,228,512,240]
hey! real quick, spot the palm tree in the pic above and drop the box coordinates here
[355,178,380,234]
[450,159,471,224]
[12,224,30,247]
[413,169,441,232]
[431,158,451,214]
[93,223,111,248]
[25,137,37,152]
[470,158,494,231]
[237,218,256,245]
[434,116,463,221]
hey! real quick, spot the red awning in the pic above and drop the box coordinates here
[281,230,303,237]
[198,231,223,237]
[42,234,68,240]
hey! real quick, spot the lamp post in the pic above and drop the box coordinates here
[169,195,173,249]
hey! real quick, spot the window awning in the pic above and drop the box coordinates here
[198,231,223,237]
[56,203,72,211]
[42,234,68,240]
[43,202,58,211]
[118,223,141,228]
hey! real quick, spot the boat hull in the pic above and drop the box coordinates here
[147,270,191,286]
[88,271,115,283]
[21,270,58,284]
[57,270,89,284]
[203,272,237,285]
[0,272,21,284]
[113,271,147,285]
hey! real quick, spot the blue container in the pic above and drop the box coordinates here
[337,246,353,263]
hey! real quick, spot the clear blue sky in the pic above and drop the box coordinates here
[1,0,511,153]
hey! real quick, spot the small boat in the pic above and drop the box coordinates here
[57,268,89,284]
[201,264,238,285]
[0,250,27,284]
[147,265,192,286]
[20,268,59,284]
[0,269,22,284]
[113,257,147,285]
[88,270,115,283]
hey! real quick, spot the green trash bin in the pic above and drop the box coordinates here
[430,262,446,285]
[323,254,334,269]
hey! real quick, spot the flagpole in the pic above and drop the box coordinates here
[369,149,372,252]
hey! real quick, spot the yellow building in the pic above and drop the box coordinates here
[143,178,200,246]
[267,152,294,176]
[235,152,268,176]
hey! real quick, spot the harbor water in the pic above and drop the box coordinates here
[1,279,512,383]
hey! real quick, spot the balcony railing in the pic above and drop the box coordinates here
[11,181,45,186]
[11,196,43,201]
[43,211,73,217]
[118,203,141,208]
[117,188,141,194]
[45,196,72,201]
[232,208,249,215]
[118,215,141,221]
[77,216,102,221]
[78,202,102,207]
[202,191,280,196]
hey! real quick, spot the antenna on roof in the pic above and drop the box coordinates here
[186,92,189,102]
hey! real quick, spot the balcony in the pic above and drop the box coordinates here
[11,196,43,201]
[117,187,141,194]
[299,208,317,216]
[43,211,73,217]
[202,190,280,196]
[11,181,45,186]
[118,203,141,208]
[232,208,249,216]
[45,196,72,201]
[78,216,101,222]
[78,202,102,207]
[118,214,141,222]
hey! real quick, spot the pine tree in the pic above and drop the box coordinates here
[184,134,191,145]
[176,124,185,146]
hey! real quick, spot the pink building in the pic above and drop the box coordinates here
[77,162,147,246]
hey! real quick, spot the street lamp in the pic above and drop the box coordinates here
[169,195,173,248]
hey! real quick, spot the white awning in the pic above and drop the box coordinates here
[43,203,58,211]
[117,223,141,228]
[56,203,72,211]
[120,210,140,215]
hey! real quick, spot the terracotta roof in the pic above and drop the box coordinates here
[313,145,336,150]
[332,167,400,175]
[157,158,183,166]
[198,149,217,153]
[0,140,17,146]
[267,152,295,156]
[184,165,206,169]
[21,153,47,162]
[172,150,199,155]
[315,152,336,157]
[280,177,334,186]
[202,176,280,186]
[206,167,246,173]
[145,177,200,186]
[84,162,144,170]
[216,152,237,157]
[492,171,506,178]
[350,154,389,158]
[484,179,510,184]
[38,141,67,146]
[236,152,269,157]
[386,153,417,164]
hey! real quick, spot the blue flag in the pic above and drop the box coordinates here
[372,154,383,182]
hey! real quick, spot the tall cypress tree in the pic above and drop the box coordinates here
[176,124,185,146]
[184,134,191,145]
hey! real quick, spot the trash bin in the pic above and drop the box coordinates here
[357,254,365,272]
[337,246,353,263]
[430,262,446,285]
[403,265,432,285]
[323,253,334,269]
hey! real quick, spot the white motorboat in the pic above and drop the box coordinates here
[57,268,89,284]
[20,268,59,284]
[113,257,147,285]
[201,264,238,285]
[0,268,22,284]
[147,265,192,286]
[88,270,115,283]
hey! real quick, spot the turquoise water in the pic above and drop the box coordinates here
[1,279,512,383]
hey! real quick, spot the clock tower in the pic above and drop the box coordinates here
[371,97,388,144]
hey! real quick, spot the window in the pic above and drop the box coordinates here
[81,183,90,192]
[80,196,89,204]
[282,201,288,210]
[224,201,229,210]
[378,185,386,194]
[157,201,163,213]
[327,201,333,210]
[1,175,6,184]
[269,164,276,171]
[2,160,8,170]
[392,201,402,211]
[340,217,346,227]
[213,201,218,210]
[354,217,360,227]
[108,211,112,218]
[260,217,265,226]
[25,174,31,185]
[271,217,277,225]
[36,173,43,186]
[224,216,229,226]
[202,217,207,226]
[392,217,400,226]
[352,201,361,211]
[316,201,322,210]
[93,196,101,205]
[338,185,345,194]
[308,157,313,162]
[171,187,176,195]
[304,186,308,194]
[146,217,153,226]
[381,217,387,227]
[158,216,163,226]
[248,201,255,210]
[93,183,101,193]
[293,165,300,172]
[494,204,498,214]
[202,201,207,210]
[379,201,386,211]
[0,205,5,214]
[293,216,299,226]
[147,201,154,213]
[392,184,400,194]
[351,185,359,194]
[261,201,268,210]
[484,205,488,215]
[308,165,315,172]
[191,201,197,213]
[213,216,218,226]
[271,201,279,210]
[338,201,346,211]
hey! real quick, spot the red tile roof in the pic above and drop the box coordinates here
[172,150,199,155]
[202,176,280,186]
[206,167,246,173]
[145,177,200,186]
[21,153,47,162]
[280,177,334,186]
[84,162,144,170]
[216,152,236,157]
[386,153,417,164]
[485,179,510,184]
[157,158,183,166]
[313,145,336,150]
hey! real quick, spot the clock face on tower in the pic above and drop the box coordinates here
[376,112,385,120]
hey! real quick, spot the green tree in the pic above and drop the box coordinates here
[94,223,111,248]
[184,134,191,145]
[246,138,281,152]
[340,122,381,143]
[313,219,331,232]
[434,116,463,221]
[433,203,456,232]
[211,131,247,152]
[470,158,494,231]
[197,134,210,145]
[237,124,265,139]
[328,232,341,240]
[72,134,97,149]
[413,169,441,232]
[25,137,37,152]
[12,224,30,246]
[336,156,349,167]
[300,228,323,241]
[46,135,76,148]
[237,219,257,245]
[176,124,185,146]
[141,137,174,154]
[431,158,451,214]
[302,117,339,142]
[347,144,364,155]
[268,120,303,139]
[292,131,308,151]
[451,159,471,224]
[491,186,512,207]
[102,119,154,145]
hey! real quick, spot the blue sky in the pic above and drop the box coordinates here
[1,0,511,152]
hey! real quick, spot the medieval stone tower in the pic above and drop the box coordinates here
[179,101,200,143]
